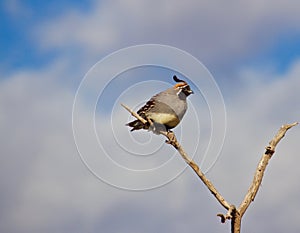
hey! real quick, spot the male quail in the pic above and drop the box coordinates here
[126,75,193,132]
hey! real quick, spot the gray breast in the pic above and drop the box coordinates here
[151,88,187,121]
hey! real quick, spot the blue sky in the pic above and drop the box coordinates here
[255,34,300,72]
[0,0,92,72]
[1,1,300,233]
[0,1,300,84]
[2,0,300,76]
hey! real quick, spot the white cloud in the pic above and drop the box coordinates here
[0,65,112,232]
[3,0,31,19]
[211,60,300,232]
[33,0,300,69]
[1,58,300,232]
[2,1,300,232]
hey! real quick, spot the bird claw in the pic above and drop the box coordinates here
[164,131,177,147]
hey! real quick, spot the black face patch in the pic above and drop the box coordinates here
[177,85,193,97]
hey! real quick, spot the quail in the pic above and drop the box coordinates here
[126,75,193,132]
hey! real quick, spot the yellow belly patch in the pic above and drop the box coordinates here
[148,113,180,128]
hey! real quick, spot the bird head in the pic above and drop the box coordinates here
[173,75,194,96]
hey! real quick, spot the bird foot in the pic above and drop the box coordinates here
[164,131,177,147]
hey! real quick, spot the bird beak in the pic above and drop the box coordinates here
[189,90,194,94]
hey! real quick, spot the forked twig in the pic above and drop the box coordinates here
[122,103,298,233]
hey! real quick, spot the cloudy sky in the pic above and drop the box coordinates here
[1,0,300,232]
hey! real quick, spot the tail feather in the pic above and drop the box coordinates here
[126,120,149,131]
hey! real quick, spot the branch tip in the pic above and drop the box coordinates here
[284,122,298,129]
[217,214,226,223]
[238,121,298,218]
[121,103,147,124]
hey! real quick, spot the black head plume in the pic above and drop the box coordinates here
[173,75,186,83]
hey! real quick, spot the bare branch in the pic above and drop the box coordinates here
[123,103,298,233]
[268,122,298,150]
[121,103,147,124]
[238,122,298,217]
[122,104,231,210]
[163,131,231,210]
